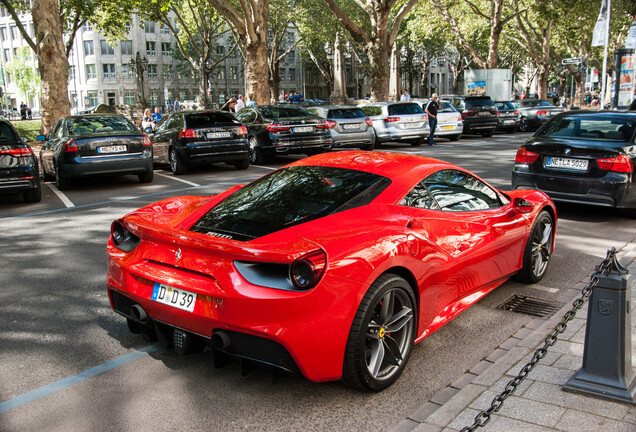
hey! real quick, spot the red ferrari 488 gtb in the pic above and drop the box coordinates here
[107,151,556,391]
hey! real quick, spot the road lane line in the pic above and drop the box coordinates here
[250,164,278,170]
[155,172,200,186]
[0,344,162,414]
[44,182,75,208]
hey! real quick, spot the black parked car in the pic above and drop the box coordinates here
[39,114,153,190]
[495,101,520,133]
[234,105,333,164]
[0,119,40,202]
[442,95,498,137]
[512,111,636,213]
[148,110,249,175]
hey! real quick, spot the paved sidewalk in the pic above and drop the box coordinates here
[393,244,636,432]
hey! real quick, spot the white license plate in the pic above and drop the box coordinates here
[97,145,127,154]
[294,126,313,133]
[403,122,422,129]
[478,112,491,116]
[503,119,515,125]
[151,282,197,313]
[441,125,454,130]
[342,123,360,130]
[546,156,589,171]
[206,131,231,139]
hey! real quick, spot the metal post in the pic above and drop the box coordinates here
[563,253,636,404]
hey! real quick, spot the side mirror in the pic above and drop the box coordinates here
[36,134,47,141]
[144,127,153,134]
[513,197,534,214]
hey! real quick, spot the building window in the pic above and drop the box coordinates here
[180,90,188,101]
[217,67,225,80]
[216,46,224,55]
[125,92,135,105]
[103,64,116,79]
[279,68,286,81]
[85,64,96,79]
[29,23,34,38]
[70,92,78,110]
[87,91,98,106]
[122,63,134,78]
[161,23,170,34]
[3,48,9,62]
[230,66,238,80]
[10,25,18,40]
[100,40,114,55]
[147,64,157,78]
[145,21,155,33]
[0,27,6,42]
[288,51,295,62]
[289,68,295,81]
[150,92,159,106]
[83,40,94,56]
[162,64,172,79]
[146,41,156,56]
[121,40,132,55]
[161,42,171,56]
[83,22,93,32]
[69,65,75,80]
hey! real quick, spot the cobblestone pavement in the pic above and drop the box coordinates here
[393,243,636,432]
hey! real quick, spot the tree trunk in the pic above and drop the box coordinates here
[33,0,70,134]
[537,65,549,100]
[368,43,389,102]
[269,62,280,103]
[198,68,211,108]
[245,43,270,104]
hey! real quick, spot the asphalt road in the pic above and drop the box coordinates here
[1,132,635,432]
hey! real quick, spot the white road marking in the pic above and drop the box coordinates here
[532,285,559,294]
[250,164,278,170]
[155,172,200,186]
[44,182,75,208]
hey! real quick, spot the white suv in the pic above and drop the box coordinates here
[361,102,429,146]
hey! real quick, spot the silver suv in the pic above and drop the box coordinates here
[361,102,429,146]
[307,105,376,150]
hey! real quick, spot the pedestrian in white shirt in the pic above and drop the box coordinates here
[400,89,410,101]
[235,95,245,111]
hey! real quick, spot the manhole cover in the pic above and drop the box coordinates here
[498,294,562,318]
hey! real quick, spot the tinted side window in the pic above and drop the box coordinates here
[237,110,257,124]
[388,103,424,115]
[168,115,183,129]
[0,123,18,141]
[400,181,440,210]
[465,98,495,108]
[424,169,502,211]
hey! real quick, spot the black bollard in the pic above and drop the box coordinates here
[563,253,636,404]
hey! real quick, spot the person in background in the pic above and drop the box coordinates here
[151,106,162,124]
[141,108,155,130]
[221,97,237,112]
[246,93,256,107]
[235,94,245,111]
[174,98,180,112]
[400,89,410,101]
[425,93,439,147]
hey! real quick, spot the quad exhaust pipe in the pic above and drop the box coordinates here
[130,304,148,324]
[212,330,231,350]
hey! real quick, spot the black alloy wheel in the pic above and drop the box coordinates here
[515,210,554,283]
[518,117,529,132]
[169,147,187,175]
[248,137,264,164]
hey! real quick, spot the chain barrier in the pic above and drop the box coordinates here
[460,247,617,432]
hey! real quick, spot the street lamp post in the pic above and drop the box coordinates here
[129,52,149,108]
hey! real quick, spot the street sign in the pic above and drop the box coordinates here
[562,57,582,65]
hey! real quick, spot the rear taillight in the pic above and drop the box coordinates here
[238,125,248,135]
[536,110,549,116]
[315,120,336,129]
[290,250,327,290]
[514,110,519,115]
[461,110,475,117]
[178,128,196,139]
[384,116,400,122]
[597,155,634,173]
[457,114,462,122]
[62,139,78,152]
[266,124,291,132]
[142,135,152,147]
[515,147,540,164]
[365,118,373,127]
[0,147,33,157]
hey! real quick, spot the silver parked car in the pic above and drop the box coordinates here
[361,102,429,146]
[514,99,564,132]
[413,99,463,141]
[307,105,376,150]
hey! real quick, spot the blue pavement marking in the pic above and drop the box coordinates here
[0,178,257,221]
[0,344,163,415]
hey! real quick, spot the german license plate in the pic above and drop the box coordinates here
[342,123,360,130]
[503,119,515,125]
[478,112,491,116]
[207,131,231,139]
[403,122,422,128]
[441,125,454,130]
[97,145,127,154]
[151,282,197,313]
[546,156,588,171]
[294,126,313,133]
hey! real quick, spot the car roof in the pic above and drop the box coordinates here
[554,110,636,119]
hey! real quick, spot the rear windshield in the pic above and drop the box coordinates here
[519,100,553,108]
[388,103,424,115]
[440,102,456,112]
[327,108,366,119]
[0,123,18,141]
[190,166,390,241]
[496,102,516,110]
[68,116,137,135]
[259,106,315,119]
[464,98,495,108]
[185,112,237,128]
[538,115,636,142]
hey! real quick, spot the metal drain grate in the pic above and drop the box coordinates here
[498,295,562,318]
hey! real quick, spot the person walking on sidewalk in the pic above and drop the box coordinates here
[425,93,439,146]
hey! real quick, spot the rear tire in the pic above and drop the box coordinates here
[448,134,461,141]
[410,137,424,146]
[55,164,71,190]
[169,147,187,175]
[138,169,154,183]
[515,210,554,283]
[481,129,494,138]
[23,182,41,203]
[518,117,529,132]
[234,158,250,170]
[249,137,264,164]
[342,274,416,392]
